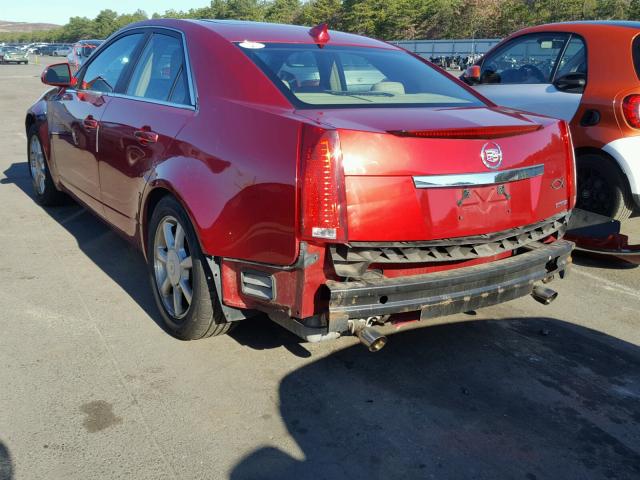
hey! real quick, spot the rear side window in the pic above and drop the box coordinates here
[80,34,143,93]
[168,70,189,104]
[126,33,187,104]
[634,35,640,80]
[239,43,483,109]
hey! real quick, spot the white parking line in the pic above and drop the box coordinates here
[573,267,640,300]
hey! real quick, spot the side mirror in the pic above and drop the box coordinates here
[553,73,586,93]
[463,65,481,84]
[41,62,75,87]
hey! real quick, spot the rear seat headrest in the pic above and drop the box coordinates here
[371,81,405,95]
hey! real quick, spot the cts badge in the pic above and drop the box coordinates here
[481,142,503,169]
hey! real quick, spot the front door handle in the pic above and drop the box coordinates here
[134,130,159,146]
[83,116,98,129]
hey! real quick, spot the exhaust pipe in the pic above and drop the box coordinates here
[356,327,387,352]
[531,285,558,305]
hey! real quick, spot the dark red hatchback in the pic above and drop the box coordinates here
[26,20,574,350]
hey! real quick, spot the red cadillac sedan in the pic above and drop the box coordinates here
[26,20,574,350]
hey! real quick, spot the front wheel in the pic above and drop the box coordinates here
[27,125,65,206]
[147,196,232,340]
[576,154,634,221]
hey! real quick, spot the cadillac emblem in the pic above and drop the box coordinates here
[481,142,503,169]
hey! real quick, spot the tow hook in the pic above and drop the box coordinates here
[531,285,558,305]
[349,318,387,352]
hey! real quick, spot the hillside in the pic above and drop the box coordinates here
[0,20,59,33]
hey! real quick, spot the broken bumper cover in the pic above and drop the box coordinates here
[326,240,573,332]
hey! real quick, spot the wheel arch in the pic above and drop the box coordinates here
[139,181,205,261]
[25,113,36,133]
[574,146,633,196]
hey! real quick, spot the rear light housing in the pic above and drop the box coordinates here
[622,95,640,128]
[559,120,577,209]
[299,126,348,242]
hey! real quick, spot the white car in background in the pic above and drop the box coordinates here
[52,45,71,57]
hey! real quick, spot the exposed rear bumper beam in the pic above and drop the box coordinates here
[325,240,573,333]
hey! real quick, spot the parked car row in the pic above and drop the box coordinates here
[0,42,105,58]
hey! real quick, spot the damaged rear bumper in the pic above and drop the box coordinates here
[324,240,573,334]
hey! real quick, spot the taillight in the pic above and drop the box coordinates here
[623,95,640,128]
[300,126,347,242]
[559,120,577,209]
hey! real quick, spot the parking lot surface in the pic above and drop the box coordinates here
[1,59,639,480]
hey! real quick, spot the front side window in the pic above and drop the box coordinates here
[480,33,570,84]
[125,33,186,103]
[80,33,143,93]
[240,43,483,108]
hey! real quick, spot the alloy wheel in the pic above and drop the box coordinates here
[29,135,46,195]
[153,216,194,319]
[577,166,613,216]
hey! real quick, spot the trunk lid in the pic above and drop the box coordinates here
[298,106,573,241]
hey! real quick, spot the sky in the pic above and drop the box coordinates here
[2,0,211,25]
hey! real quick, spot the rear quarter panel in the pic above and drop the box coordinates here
[150,100,300,265]
[142,22,302,265]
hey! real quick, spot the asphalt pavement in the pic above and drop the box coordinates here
[0,59,639,480]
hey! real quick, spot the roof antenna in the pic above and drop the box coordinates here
[309,23,330,47]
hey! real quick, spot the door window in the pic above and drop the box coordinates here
[555,36,587,79]
[125,33,187,104]
[80,33,143,93]
[480,33,569,84]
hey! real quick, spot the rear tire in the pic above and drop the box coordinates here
[147,196,232,340]
[27,124,65,206]
[576,154,634,221]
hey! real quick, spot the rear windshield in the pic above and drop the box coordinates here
[238,43,484,109]
[634,35,640,80]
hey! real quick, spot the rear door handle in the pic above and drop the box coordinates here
[83,116,98,129]
[134,130,159,146]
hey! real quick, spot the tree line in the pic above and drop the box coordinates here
[1,0,639,44]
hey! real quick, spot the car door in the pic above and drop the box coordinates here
[473,33,587,122]
[48,32,145,213]
[98,30,195,236]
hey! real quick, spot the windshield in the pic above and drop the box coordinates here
[238,43,484,109]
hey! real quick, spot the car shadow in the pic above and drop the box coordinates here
[572,251,639,270]
[0,440,12,480]
[1,161,314,352]
[2,162,170,334]
[230,317,640,480]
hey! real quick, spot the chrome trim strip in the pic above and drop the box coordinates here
[413,164,544,189]
[108,92,197,111]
